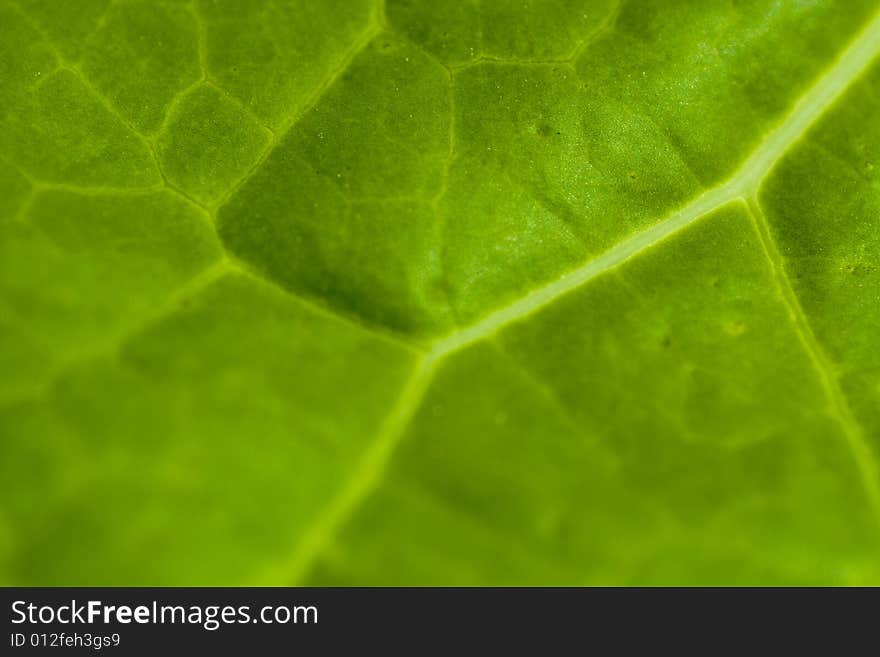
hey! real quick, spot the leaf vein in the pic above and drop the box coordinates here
[210,16,382,213]
[747,198,880,527]
[267,355,438,585]
[430,10,880,359]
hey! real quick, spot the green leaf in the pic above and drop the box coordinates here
[1,0,879,585]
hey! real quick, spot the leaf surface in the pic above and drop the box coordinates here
[1,0,880,584]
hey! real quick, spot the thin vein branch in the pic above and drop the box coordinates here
[567,0,623,61]
[225,254,425,353]
[0,258,233,410]
[11,188,36,224]
[188,0,208,81]
[746,198,880,526]
[490,339,587,440]
[203,79,277,137]
[151,78,204,143]
[210,19,381,213]
[71,0,118,65]
[2,247,425,412]
[0,153,38,185]
[258,354,438,585]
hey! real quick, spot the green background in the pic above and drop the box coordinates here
[1,0,880,584]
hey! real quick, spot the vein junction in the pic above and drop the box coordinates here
[431,9,880,359]
[285,11,880,581]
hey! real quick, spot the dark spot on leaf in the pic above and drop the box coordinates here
[843,262,877,276]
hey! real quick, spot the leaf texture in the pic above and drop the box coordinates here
[1,0,880,585]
